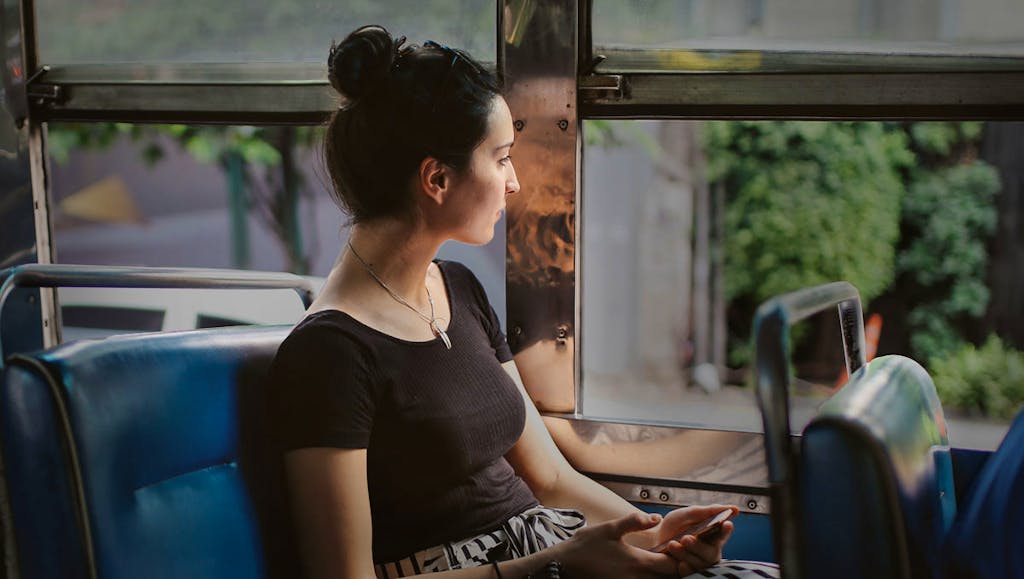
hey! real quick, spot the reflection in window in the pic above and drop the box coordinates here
[196,313,247,329]
[593,0,1024,58]
[581,120,1024,449]
[37,0,495,66]
[61,304,164,332]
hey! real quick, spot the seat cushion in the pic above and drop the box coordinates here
[1,326,297,579]
[800,355,956,579]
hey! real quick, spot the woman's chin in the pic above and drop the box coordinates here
[452,228,496,246]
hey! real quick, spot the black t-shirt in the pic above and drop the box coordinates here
[269,260,539,562]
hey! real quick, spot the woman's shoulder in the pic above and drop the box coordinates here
[435,259,485,295]
[435,258,471,279]
[274,310,372,369]
[289,309,359,342]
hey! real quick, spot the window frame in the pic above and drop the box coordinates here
[11,0,1024,517]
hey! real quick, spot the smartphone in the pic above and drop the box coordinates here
[649,508,737,554]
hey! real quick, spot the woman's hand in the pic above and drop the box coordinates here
[642,505,737,577]
[555,512,679,578]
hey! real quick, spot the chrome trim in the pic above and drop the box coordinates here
[28,63,341,123]
[26,121,56,348]
[598,480,770,515]
[33,70,1024,124]
[592,47,1024,74]
[581,71,1024,120]
[20,0,58,349]
[752,282,864,579]
[0,264,317,360]
[501,0,579,413]
[31,83,336,125]
[26,62,493,124]
[36,63,327,84]
[541,415,768,489]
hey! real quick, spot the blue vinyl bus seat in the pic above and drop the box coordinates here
[0,326,300,579]
[799,355,957,579]
[943,408,1024,578]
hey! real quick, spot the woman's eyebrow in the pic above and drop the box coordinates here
[494,140,514,153]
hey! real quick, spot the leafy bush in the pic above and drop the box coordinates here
[707,121,911,305]
[897,123,1001,362]
[705,121,912,365]
[932,335,1024,419]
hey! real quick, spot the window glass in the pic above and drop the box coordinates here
[48,122,507,333]
[581,119,1024,450]
[196,313,248,329]
[60,305,165,341]
[37,0,495,66]
[592,0,1024,71]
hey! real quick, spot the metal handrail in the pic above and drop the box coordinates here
[0,264,317,361]
[752,281,865,579]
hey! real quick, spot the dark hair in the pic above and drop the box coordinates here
[324,25,502,223]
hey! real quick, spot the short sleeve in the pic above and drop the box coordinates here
[484,302,513,363]
[445,261,513,363]
[268,318,378,450]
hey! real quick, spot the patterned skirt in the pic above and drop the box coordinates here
[373,505,780,578]
[374,506,585,578]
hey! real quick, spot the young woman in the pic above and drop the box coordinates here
[269,25,778,579]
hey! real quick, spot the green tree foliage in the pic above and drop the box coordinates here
[896,122,1001,362]
[932,335,1024,419]
[48,124,288,167]
[707,122,911,304]
[49,123,322,274]
[704,122,912,364]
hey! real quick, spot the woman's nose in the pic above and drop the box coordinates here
[506,166,520,195]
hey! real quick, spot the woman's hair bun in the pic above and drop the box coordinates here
[328,25,397,101]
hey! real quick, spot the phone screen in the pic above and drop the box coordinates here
[649,509,736,553]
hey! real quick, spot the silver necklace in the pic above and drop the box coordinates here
[347,241,452,350]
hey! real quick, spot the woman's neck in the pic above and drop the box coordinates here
[337,218,443,308]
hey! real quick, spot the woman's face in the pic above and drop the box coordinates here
[443,95,520,245]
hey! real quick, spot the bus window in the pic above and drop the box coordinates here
[60,304,164,340]
[47,122,508,332]
[196,313,247,329]
[36,0,495,66]
[591,0,1024,73]
[581,119,1023,450]
[49,124,339,276]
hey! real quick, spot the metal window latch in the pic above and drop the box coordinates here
[26,66,65,108]
[27,83,63,107]
[578,74,626,101]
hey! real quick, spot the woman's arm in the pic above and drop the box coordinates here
[502,360,733,574]
[501,361,647,530]
[285,448,376,579]
[285,447,670,579]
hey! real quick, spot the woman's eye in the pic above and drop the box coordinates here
[500,156,512,165]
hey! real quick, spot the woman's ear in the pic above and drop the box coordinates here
[418,156,449,205]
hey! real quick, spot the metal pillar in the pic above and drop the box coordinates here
[1,0,52,358]
[501,0,580,413]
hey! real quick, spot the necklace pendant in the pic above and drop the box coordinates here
[432,321,452,350]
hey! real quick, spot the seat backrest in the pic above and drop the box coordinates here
[943,408,1024,578]
[0,325,298,579]
[799,355,957,579]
